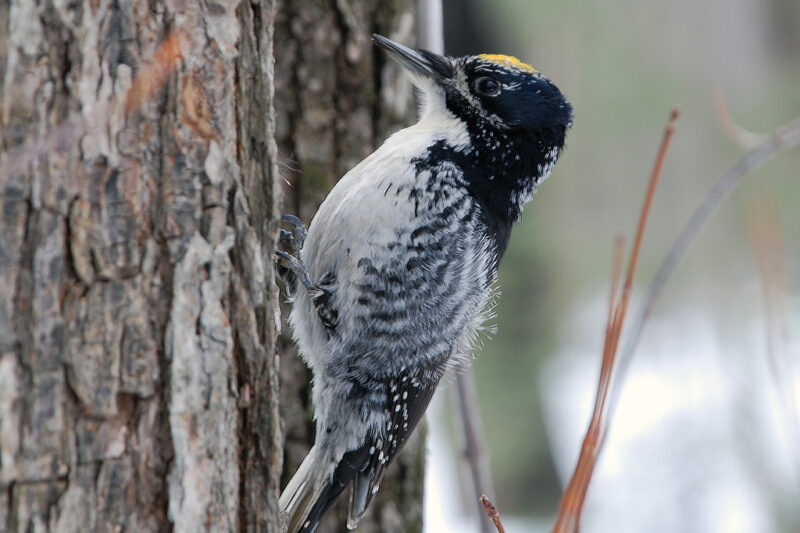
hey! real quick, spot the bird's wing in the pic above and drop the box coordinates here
[346,372,439,528]
[293,373,439,533]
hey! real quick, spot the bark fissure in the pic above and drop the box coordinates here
[13,199,36,359]
[153,17,177,533]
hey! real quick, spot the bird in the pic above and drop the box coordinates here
[277,33,573,533]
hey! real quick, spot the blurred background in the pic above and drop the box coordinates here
[423,1,800,531]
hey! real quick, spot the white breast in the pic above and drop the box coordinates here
[288,103,472,373]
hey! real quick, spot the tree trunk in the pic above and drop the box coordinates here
[0,0,283,531]
[0,0,425,532]
[274,1,426,532]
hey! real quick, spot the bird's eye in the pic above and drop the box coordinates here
[473,77,501,96]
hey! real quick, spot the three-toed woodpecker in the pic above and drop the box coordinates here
[278,34,572,533]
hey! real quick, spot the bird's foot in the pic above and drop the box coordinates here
[277,214,314,291]
[279,214,307,256]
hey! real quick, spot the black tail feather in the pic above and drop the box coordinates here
[295,375,440,532]
[298,443,373,533]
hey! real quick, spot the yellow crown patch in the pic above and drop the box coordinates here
[478,54,537,74]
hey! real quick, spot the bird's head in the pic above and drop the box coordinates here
[373,34,572,236]
[373,34,572,144]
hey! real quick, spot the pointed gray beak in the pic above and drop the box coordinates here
[372,34,453,83]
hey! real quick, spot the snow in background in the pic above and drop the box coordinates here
[425,287,800,532]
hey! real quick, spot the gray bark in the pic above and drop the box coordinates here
[274,1,426,532]
[1,0,282,531]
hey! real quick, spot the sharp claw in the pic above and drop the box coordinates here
[281,214,307,252]
[275,250,315,290]
[275,250,292,264]
[293,228,306,251]
[278,214,313,288]
[282,214,304,227]
[280,229,294,247]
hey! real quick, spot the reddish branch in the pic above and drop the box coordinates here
[551,108,680,533]
[480,495,507,533]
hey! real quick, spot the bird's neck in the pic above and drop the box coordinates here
[406,104,562,258]
[413,130,558,260]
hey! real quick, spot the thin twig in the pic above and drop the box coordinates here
[712,85,769,149]
[480,495,506,533]
[455,368,497,533]
[571,235,624,530]
[609,112,800,437]
[605,235,626,338]
[552,108,679,533]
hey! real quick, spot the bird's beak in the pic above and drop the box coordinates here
[372,34,453,84]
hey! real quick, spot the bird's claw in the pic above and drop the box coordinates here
[281,214,307,254]
[276,250,315,291]
[277,214,314,291]
[280,229,294,249]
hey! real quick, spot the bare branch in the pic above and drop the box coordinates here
[416,0,444,53]
[712,85,769,149]
[417,1,499,531]
[480,495,507,533]
[455,367,497,533]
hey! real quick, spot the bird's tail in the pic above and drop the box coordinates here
[279,446,338,533]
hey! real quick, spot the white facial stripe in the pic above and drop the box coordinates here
[453,67,480,110]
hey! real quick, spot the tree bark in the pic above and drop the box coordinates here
[274,2,426,532]
[0,0,282,531]
[1,0,425,532]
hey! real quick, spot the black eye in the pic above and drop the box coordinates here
[473,77,501,96]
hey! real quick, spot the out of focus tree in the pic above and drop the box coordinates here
[769,0,800,63]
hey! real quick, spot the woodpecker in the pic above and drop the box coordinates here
[277,34,572,533]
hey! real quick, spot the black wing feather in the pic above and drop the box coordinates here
[297,372,440,533]
[348,373,440,526]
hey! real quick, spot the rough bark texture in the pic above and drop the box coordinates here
[273,1,427,532]
[0,0,283,531]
